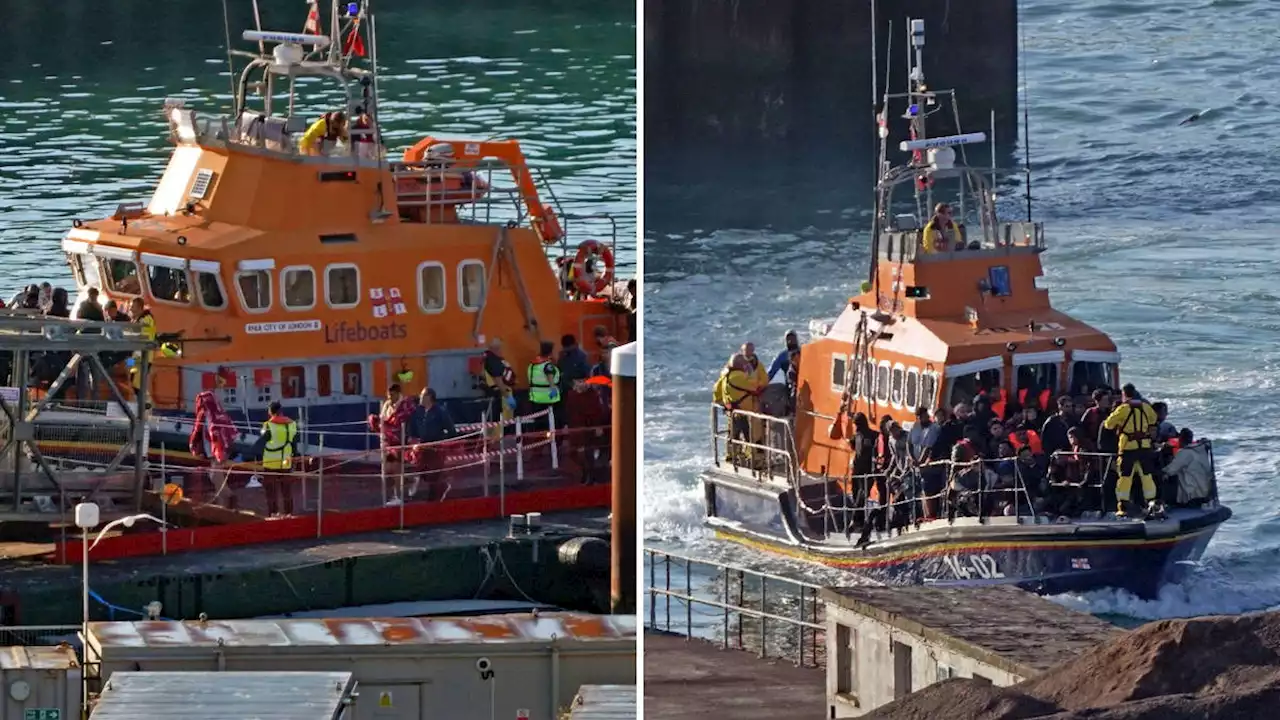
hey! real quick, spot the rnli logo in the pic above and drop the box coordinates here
[370,287,408,319]
[324,320,408,344]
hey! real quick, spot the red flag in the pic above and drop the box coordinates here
[343,23,366,57]
[303,1,321,35]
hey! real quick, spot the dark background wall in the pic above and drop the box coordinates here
[645,0,1020,231]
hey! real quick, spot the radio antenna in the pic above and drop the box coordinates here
[221,0,236,116]
[1020,13,1033,221]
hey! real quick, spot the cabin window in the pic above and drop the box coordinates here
[145,264,191,305]
[920,372,938,411]
[948,368,1002,409]
[282,266,316,310]
[218,377,238,407]
[326,264,360,308]
[69,254,88,287]
[921,368,942,409]
[236,270,272,312]
[253,368,274,405]
[418,262,446,313]
[280,365,306,399]
[830,355,847,391]
[459,260,486,311]
[862,361,875,399]
[342,362,363,396]
[875,363,890,404]
[1016,362,1059,410]
[1070,361,1116,397]
[905,368,920,410]
[316,365,332,397]
[890,366,905,407]
[195,271,226,309]
[104,258,142,295]
[988,266,1012,297]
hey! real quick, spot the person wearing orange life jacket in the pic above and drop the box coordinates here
[1018,386,1052,414]
[1103,383,1159,517]
[989,386,1009,421]
[1162,428,1212,506]
[254,400,299,518]
[1009,428,1044,455]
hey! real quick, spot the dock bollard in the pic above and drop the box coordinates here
[610,341,637,615]
[509,513,527,538]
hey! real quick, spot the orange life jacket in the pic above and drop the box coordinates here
[991,388,1008,420]
[1018,387,1052,413]
[1010,429,1043,455]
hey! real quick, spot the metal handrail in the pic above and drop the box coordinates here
[644,548,826,668]
[712,404,1219,538]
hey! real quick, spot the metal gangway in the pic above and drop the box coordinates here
[0,311,154,522]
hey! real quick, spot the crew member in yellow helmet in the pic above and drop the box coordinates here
[1103,383,1159,517]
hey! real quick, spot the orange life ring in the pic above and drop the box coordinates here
[573,240,615,295]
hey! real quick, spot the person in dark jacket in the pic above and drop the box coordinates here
[412,388,455,442]
[557,334,590,387]
[74,287,105,323]
[45,288,71,318]
[410,388,455,500]
[1040,395,1077,458]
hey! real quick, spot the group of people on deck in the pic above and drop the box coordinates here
[839,382,1216,542]
[711,334,1217,543]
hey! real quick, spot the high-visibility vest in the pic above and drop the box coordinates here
[260,416,298,470]
[527,356,561,404]
[129,311,157,390]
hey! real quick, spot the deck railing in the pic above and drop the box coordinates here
[643,548,825,669]
[0,624,79,647]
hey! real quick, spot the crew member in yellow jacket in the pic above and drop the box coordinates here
[1103,383,1159,516]
[300,111,348,156]
[713,354,764,463]
[921,203,963,254]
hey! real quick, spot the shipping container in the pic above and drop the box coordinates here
[86,612,635,720]
[0,645,80,720]
[92,671,356,720]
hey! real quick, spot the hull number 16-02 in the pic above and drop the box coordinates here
[941,553,1005,580]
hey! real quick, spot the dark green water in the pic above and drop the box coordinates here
[0,0,636,292]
